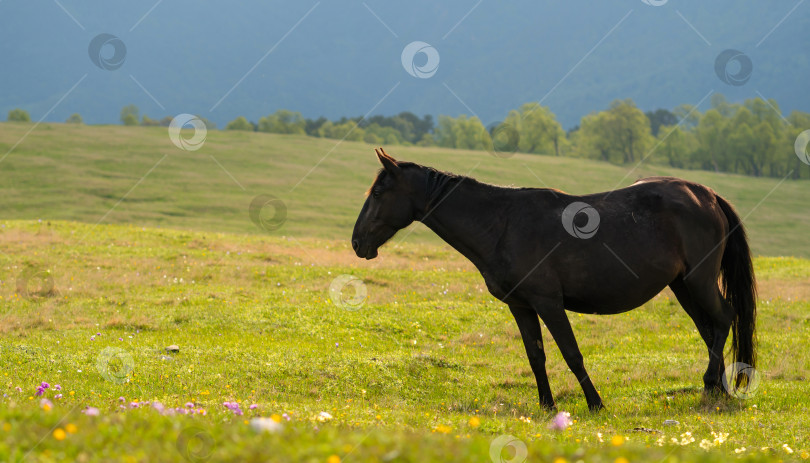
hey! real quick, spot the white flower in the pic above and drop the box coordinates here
[250,417,283,434]
[317,411,333,422]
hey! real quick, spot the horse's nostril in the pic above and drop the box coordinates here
[351,239,360,252]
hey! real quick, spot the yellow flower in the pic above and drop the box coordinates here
[468,416,480,428]
[553,457,567,463]
[611,435,625,446]
[270,414,282,423]
[65,423,78,434]
[53,428,67,440]
[433,424,452,434]
[2,423,10,432]
[615,458,630,463]
[327,456,340,463]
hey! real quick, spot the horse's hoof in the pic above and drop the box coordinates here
[588,403,605,413]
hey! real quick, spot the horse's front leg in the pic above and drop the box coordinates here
[508,303,556,410]
[534,302,604,412]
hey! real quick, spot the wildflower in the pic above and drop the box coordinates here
[152,402,165,414]
[249,404,258,410]
[317,411,333,422]
[40,399,53,411]
[734,447,746,454]
[54,394,63,400]
[35,382,50,396]
[65,424,78,434]
[327,456,341,463]
[53,428,66,440]
[468,416,481,428]
[549,411,571,431]
[249,417,283,434]
[185,402,195,409]
[699,439,713,450]
[82,407,100,416]
[433,424,452,434]
[130,402,139,408]
[615,458,629,463]
[53,385,61,391]
[784,444,794,454]
[281,413,291,421]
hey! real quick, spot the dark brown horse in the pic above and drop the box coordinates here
[352,148,756,411]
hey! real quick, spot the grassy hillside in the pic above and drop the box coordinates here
[1,221,808,461]
[1,122,808,257]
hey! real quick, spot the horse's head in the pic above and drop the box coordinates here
[351,148,423,259]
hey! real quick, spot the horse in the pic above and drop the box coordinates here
[351,148,756,411]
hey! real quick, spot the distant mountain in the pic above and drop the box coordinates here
[1,0,807,129]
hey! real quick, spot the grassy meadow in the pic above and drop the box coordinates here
[1,123,809,462]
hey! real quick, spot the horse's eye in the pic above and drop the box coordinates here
[372,189,382,198]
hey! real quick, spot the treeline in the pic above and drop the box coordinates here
[6,94,808,179]
[219,95,809,179]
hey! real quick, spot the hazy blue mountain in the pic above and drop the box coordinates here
[1,0,807,129]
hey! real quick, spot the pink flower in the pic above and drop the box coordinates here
[54,385,62,391]
[249,404,258,410]
[185,402,194,408]
[82,406,100,416]
[54,394,63,399]
[549,411,572,431]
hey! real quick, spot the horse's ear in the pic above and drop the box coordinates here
[375,147,400,175]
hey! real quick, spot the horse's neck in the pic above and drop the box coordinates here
[418,180,504,271]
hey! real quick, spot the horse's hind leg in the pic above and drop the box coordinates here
[508,303,556,410]
[679,274,735,393]
[533,301,604,411]
[670,277,718,390]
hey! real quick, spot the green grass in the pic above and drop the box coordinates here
[1,220,808,462]
[1,122,809,257]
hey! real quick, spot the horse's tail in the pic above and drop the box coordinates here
[715,194,757,379]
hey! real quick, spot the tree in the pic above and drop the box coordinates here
[141,115,160,126]
[576,100,653,163]
[656,125,696,168]
[317,120,364,141]
[65,113,83,124]
[7,108,31,122]
[226,116,253,131]
[645,109,677,136]
[503,103,566,155]
[120,105,139,126]
[258,110,306,134]
[433,115,488,150]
